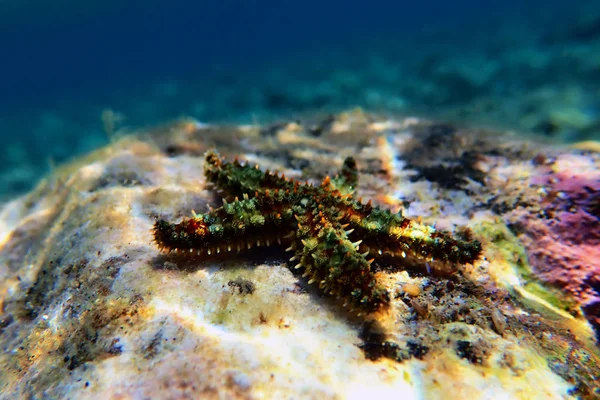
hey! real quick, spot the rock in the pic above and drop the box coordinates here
[0,111,599,399]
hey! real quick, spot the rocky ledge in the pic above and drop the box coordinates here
[0,110,599,399]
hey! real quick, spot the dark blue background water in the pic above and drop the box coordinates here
[0,0,568,113]
[0,0,598,198]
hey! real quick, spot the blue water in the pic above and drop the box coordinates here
[0,1,562,107]
[1,0,599,198]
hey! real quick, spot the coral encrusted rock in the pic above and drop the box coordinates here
[0,110,599,399]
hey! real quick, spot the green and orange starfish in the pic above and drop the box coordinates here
[153,150,482,314]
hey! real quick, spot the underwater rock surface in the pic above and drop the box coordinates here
[0,110,599,399]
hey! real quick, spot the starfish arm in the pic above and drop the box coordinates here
[356,213,481,266]
[321,197,482,268]
[377,225,482,264]
[204,150,296,197]
[153,192,296,255]
[329,157,358,195]
[292,205,390,314]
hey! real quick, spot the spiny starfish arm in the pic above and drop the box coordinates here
[153,193,296,255]
[292,206,390,314]
[204,150,296,197]
[357,218,482,266]
[329,157,358,195]
[324,198,482,267]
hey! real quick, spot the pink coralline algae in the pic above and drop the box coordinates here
[518,157,600,337]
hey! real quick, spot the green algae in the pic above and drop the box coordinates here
[473,220,578,316]
[524,281,579,316]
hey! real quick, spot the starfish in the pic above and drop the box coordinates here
[153,150,482,315]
